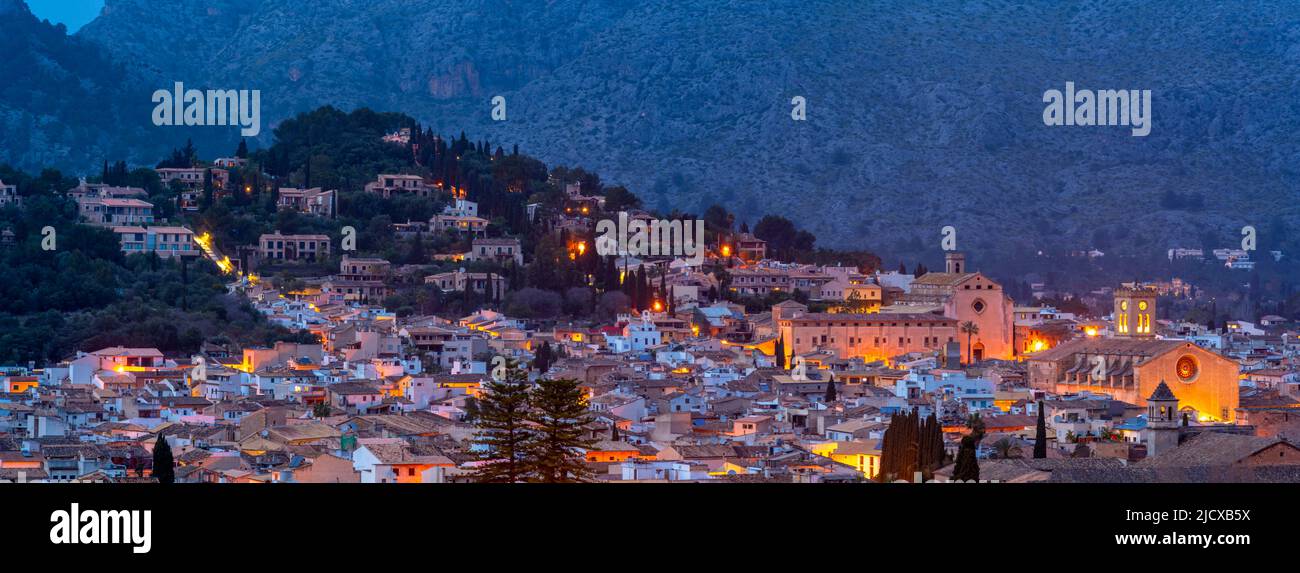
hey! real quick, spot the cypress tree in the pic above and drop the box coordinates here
[527,377,596,482]
[929,413,944,473]
[407,230,426,264]
[659,272,667,310]
[639,267,651,310]
[878,410,921,482]
[604,256,617,293]
[625,265,639,308]
[952,414,986,481]
[1033,402,1048,458]
[179,256,189,311]
[152,433,175,484]
[916,412,944,480]
[952,435,979,481]
[533,341,554,373]
[775,336,786,369]
[877,413,896,482]
[823,379,837,403]
[471,360,534,483]
[201,169,214,209]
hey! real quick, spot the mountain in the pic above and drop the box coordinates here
[5,0,1300,258]
[0,0,153,170]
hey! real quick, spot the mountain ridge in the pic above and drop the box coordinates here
[2,0,1297,257]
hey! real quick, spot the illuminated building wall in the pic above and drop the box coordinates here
[1028,339,1239,422]
[779,313,959,364]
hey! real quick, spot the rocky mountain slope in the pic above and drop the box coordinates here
[4,0,1299,257]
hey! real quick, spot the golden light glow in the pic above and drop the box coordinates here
[720,245,732,257]
[196,232,238,276]
[1028,339,1047,353]
[1176,355,1198,381]
[1084,326,1099,337]
[652,300,663,312]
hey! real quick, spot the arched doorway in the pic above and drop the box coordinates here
[972,342,985,362]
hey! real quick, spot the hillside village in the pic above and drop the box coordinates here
[2,122,1300,484]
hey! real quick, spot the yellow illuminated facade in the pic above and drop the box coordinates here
[1114,286,1157,339]
[810,441,880,479]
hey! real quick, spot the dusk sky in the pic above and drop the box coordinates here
[26,0,102,32]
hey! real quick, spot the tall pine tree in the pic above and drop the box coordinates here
[471,360,534,483]
[527,377,596,482]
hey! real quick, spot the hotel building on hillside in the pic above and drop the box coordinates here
[112,226,199,258]
[259,233,332,262]
[277,187,336,217]
[365,174,435,198]
[79,197,156,226]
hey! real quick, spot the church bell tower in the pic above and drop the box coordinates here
[1144,381,1181,456]
[1114,285,1157,338]
[945,251,966,274]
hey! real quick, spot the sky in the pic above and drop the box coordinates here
[26,0,104,33]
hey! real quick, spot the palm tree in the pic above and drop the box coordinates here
[990,437,1024,459]
[960,321,980,363]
